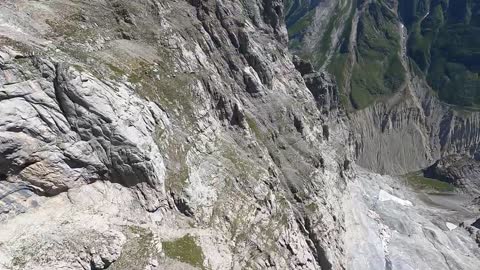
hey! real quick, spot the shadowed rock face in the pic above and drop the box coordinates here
[293,56,339,114]
[473,219,480,229]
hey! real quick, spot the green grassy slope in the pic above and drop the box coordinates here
[350,1,406,109]
[287,0,406,109]
[287,0,480,110]
[401,0,480,108]
[285,0,321,40]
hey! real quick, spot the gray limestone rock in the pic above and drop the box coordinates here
[0,49,167,210]
[424,155,480,195]
[0,0,479,270]
[293,56,339,115]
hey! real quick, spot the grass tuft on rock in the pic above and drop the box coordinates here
[110,226,158,270]
[162,234,205,269]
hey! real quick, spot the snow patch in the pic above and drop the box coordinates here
[378,190,413,206]
[446,222,457,231]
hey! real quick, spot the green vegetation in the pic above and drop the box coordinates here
[220,142,266,181]
[305,202,319,213]
[285,0,319,30]
[47,7,198,119]
[349,1,406,109]
[224,204,255,242]
[0,36,34,55]
[405,172,455,192]
[162,234,205,269]
[312,0,355,67]
[245,115,265,141]
[287,0,480,110]
[287,0,355,66]
[326,1,355,107]
[106,63,126,78]
[110,226,159,270]
[285,0,321,41]
[327,54,349,103]
[127,57,196,126]
[11,245,31,268]
[288,10,316,39]
[164,156,190,193]
[400,0,480,108]
[287,0,406,109]
[153,128,191,194]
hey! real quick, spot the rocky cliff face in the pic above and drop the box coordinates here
[0,51,167,210]
[353,77,480,175]
[0,0,353,269]
[0,0,479,270]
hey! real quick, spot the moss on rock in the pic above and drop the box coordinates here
[162,234,205,269]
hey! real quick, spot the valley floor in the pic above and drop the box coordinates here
[345,166,480,270]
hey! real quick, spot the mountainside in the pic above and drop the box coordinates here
[0,0,352,269]
[0,0,479,269]
[287,0,406,109]
[400,0,480,108]
[288,0,480,109]
[287,0,480,175]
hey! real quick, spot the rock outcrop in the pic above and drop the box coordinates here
[293,56,339,115]
[0,49,167,211]
[423,155,480,195]
[0,0,353,269]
